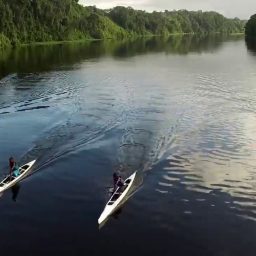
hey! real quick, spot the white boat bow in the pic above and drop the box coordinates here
[98,171,137,225]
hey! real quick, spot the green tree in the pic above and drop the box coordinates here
[0,0,246,46]
[245,14,256,38]
[0,33,11,49]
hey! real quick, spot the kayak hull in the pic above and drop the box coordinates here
[98,171,137,225]
[0,160,36,193]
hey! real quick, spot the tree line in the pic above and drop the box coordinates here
[245,14,256,53]
[0,0,246,49]
[245,14,256,39]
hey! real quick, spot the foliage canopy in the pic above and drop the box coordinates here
[0,0,245,49]
[245,14,256,38]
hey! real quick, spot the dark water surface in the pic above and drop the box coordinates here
[0,35,256,256]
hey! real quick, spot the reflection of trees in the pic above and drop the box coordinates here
[112,34,244,57]
[245,38,256,55]
[0,34,244,79]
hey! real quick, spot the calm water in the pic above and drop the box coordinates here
[0,35,256,256]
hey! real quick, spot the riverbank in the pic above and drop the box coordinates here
[0,32,244,51]
[0,2,246,51]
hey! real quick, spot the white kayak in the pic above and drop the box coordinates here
[98,171,137,225]
[0,160,36,193]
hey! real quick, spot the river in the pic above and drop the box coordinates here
[0,35,256,256]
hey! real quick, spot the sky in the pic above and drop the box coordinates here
[79,0,255,19]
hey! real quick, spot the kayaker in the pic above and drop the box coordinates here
[113,173,124,190]
[113,172,118,190]
[9,157,20,178]
[117,175,124,187]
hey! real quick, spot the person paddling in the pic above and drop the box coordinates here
[113,173,124,190]
[9,157,20,179]
[113,172,118,190]
[116,175,124,187]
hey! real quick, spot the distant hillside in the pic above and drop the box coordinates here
[245,14,256,39]
[0,0,246,49]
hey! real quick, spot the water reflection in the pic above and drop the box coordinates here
[156,106,256,221]
[11,183,20,202]
[246,38,256,55]
[99,208,123,229]
[0,34,244,79]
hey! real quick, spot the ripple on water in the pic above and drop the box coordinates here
[1,43,256,230]
[154,107,256,221]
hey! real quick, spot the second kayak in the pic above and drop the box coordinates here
[0,160,36,193]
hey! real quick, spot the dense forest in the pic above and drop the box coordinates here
[245,14,256,53]
[245,14,256,39]
[0,0,246,49]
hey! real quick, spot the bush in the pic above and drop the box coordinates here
[0,33,11,49]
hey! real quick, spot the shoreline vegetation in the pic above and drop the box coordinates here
[19,33,245,48]
[0,0,247,50]
[245,14,256,53]
[245,14,256,39]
